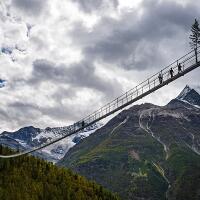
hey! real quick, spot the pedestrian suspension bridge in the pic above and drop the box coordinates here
[1,47,200,158]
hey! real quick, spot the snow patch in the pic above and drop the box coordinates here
[179,99,200,109]
[139,109,169,159]
[157,110,190,120]
[40,128,99,162]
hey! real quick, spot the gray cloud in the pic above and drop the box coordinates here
[0,109,11,121]
[72,0,118,13]
[0,55,123,129]
[1,0,200,132]
[30,59,122,98]
[51,87,77,103]
[70,0,200,71]
[6,101,79,128]
[1,101,41,129]
[6,91,92,124]
[12,0,48,16]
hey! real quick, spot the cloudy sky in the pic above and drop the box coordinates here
[0,0,200,132]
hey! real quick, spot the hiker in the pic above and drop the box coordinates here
[81,120,85,128]
[169,68,174,78]
[158,73,163,84]
[178,63,182,73]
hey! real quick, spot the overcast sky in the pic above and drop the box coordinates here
[0,0,200,132]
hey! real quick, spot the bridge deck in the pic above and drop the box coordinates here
[1,48,200,157]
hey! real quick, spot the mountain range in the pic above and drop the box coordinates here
[0,122,101,162]
[58,85,200,200]
[0,85,200,199]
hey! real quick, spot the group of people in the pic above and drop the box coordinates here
[76,63,184,129]
[158,63,183,84]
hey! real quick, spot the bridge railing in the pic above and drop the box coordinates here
[25,46,200,153]
[2,47,200,157]
[79,47,199,129]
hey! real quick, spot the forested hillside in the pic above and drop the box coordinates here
[0,146,120,200]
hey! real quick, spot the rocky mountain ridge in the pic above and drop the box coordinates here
[58,85,200,200]
[0,122,101,162]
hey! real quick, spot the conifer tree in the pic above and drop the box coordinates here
[189,19,200,63]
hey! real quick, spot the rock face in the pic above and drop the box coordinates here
[176,85,200,106]
[58,86,200,200]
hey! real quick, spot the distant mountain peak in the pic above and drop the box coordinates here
[176,85,200,107]
[177,85,192,100]
[0,123,102,162]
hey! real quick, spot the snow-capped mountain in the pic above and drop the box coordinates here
[0,85,199,164]
[0,123,102,162]
[176,85,200,107]
[58,86,200,200]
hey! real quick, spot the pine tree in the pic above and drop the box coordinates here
[189,19,200,63]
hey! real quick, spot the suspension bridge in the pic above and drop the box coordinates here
[1,47,200,158]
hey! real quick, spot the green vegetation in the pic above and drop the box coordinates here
[189,19,200,50]
[59,107,200,200]
[59,126,169,200]
[0,145,120,200]
[170,165,200,200]
[166,144,200,200]
[189,18,200,63]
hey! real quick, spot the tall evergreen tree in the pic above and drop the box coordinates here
[189,19,200,63]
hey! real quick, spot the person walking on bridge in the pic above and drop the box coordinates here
[169,68,174,78]
[158,73,163,84]
[178,63,182,73]
[81,120,85,128]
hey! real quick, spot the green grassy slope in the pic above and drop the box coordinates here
[59,115,169,199]
[165,144,200,200]
[59,104,200,200]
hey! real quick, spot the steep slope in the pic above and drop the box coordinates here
[0,145,120,200]
[58,86,200,200]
